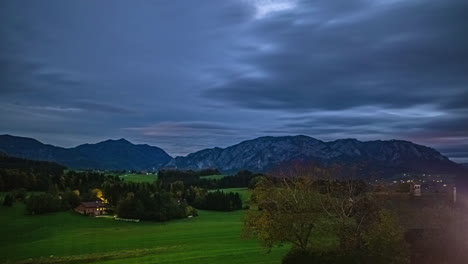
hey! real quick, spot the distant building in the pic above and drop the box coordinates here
[75,201,107,216]
[410,183,421,197]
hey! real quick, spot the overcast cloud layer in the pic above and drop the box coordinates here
[1,0,467,162]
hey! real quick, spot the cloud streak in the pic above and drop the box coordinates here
[0,0,467,162]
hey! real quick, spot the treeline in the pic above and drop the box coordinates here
[158,169,262,190]
[1,157,248,219]
[103,181,195,221]
[115,190,196,221]
[103,181,244,214]
[154,169,261,211]
[0,155,120,192]
[197,170,262,189]
[0,154,65,172]
[103,181,199,219]
[25,188,81,215]
[193,190,243,211]
[0,155,65,191]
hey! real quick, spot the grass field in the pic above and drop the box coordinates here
[119,173,226,183]
[211,188,251,204]
[0,189,288,264]
[118,173,157,183]
[200,175,226,180]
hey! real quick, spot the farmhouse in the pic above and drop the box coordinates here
[75,201,107,216]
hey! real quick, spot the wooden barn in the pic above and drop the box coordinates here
[75,201,107,216]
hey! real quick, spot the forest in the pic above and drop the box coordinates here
[1,156,249,220]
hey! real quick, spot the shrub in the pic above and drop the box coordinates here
[25,193,62,214]
[2,194,13,206]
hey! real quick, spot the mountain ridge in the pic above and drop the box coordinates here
[165,135,463,177]
[0,134,465,177]
[0,134,172,170]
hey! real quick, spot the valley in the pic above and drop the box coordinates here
[0,189,289,264]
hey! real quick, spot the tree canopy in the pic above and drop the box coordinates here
[243,164,410,263]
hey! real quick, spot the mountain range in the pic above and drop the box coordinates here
[0,134,465,177]
[166,136,465,176]
[0,135,171,171]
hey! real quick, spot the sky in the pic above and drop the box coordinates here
[0,0,467,162]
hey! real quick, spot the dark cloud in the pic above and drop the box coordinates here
[74,100,135,114]
[205,0,468,111]
[0,0,467,162]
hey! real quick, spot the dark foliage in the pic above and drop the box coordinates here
[0,155,65,191]
[61,171,121,194]
[116,194,144,219]
[62,189,81,209]
[104,181,197,221]
[115,189,197,221]
[25,188,82,215]
[2,193,13,206]
[0,154,121,193]
[157,168,220,185]
[11,188,27,201]
[0,155,198,221]
[198,170,261,189]
[158,169,260,190]
[25,193,63,214]
[194,190,242,211]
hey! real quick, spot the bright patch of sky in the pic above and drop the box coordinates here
[246,0,297,19]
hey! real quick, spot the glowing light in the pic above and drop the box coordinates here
[247,0,297,19]
[92,188,108,203]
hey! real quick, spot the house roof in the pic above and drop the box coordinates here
[80,201,106,208]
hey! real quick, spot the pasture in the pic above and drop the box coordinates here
[200,174,226,180]
[118,173,157,183]
[119,173,227,183]
[211,188,251,204]
[0,189,288,264]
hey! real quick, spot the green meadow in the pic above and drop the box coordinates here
[118,173,157,183]
[210,188,251,203]
[0,188,288,264]
[199,174,226,180]
[119,173,227,183]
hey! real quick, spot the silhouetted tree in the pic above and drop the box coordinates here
[2,194,13,206]
[195,190,243,211]
[116,193,144,219]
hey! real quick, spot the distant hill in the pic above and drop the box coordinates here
[0,135,171,170]
[1,134,465,177]
[0,153,66,191]
[165,135,465,177]
[462,163,468,168]
[0,152,65,172]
